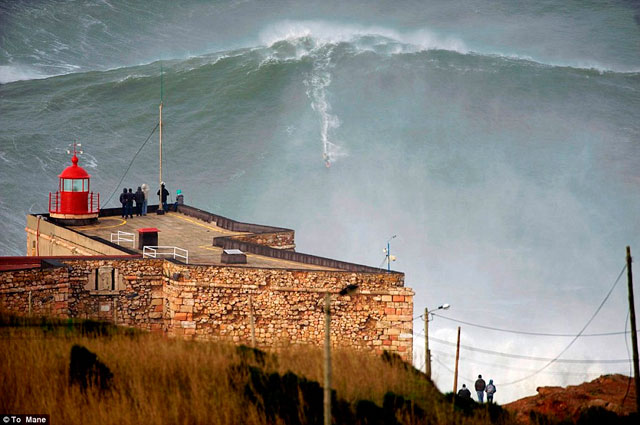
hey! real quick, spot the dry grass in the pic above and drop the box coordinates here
[0,313,512,425]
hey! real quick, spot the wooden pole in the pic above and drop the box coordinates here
[324,292,332,425]
[425,307,431,379]
[626,246,640,413]
[453,326,461,394]
[249,295,256,348]
[28,291,32,315]
[158,100,163,213]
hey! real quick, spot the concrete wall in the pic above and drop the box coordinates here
[0,258,414,360]
[25,215,130,257]
[226,232,295,250]
[178,205,296,249]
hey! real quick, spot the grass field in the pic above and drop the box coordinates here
[0,312,510,425]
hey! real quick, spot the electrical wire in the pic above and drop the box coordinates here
[430,349,626,377]
[418,332,631,364]
[432,355,475,384]
[499,263,627,386]
[429,312,636,337]
[103,123,159,207]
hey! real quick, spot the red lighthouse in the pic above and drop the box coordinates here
[48,143,100,225]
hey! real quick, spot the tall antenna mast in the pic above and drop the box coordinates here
[158,63,164,214]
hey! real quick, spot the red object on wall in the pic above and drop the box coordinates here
[49,151,99,220]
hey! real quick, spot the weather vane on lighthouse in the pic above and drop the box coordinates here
[66,142,83,157]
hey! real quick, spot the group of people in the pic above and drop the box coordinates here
[457,374,496,403]
[157,182,184,213]
[119,184,149,218]
[120,182,184,218]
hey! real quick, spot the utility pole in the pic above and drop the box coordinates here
[157,64,165,215]
[425,307,431,379]
[626,246,640,413]
[324,292,332,425]
[453,326,461,394]
[424,303,450,380]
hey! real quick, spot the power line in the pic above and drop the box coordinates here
[433,356,475,383]
[499,264,627,386]
[419,333,631,364]
[103,123,159,207]
[431,349,627,377]
[429,312,636,337]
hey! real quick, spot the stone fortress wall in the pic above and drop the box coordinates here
[2,207,414,361]
[0,257,413,359]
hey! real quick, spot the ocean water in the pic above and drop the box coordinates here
[1,0,640,402]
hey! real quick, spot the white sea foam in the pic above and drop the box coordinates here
[302,45,348,165]
[258,20,640,75]
[0,152,15,165]
[82,153,99,169]
[0,65,48,84]
[260,20,469,56]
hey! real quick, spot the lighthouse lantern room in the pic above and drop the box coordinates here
[48,143,100,225]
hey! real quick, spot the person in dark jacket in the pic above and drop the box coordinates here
[475,375,486,403]
[126,188,134,218]
[119,188,128,218]
[157,182,169,212]
[134,187,144,216]
[457,384,471,399]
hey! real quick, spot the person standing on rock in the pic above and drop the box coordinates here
[475,374,486,402]
[457,384,471,399]
[485,379,496,403]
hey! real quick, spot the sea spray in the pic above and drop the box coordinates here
[303,45,347,166]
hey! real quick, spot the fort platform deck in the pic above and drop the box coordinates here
[73,210,336,270]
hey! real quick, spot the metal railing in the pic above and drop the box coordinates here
[90,192,100,214]
[110,231,136,248]
[143,246,189,264]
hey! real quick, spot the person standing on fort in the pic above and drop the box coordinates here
[457,384,471,399]
[485,379,496,403]
[475,374,486,402]
[119,188,128,218]
[141,183,149,216]
[158,182,169,212]
[134,186,144,216]
[126,188,134,218]
[173,189,184,211]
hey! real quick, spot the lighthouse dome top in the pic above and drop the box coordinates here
[59,154,91,179]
